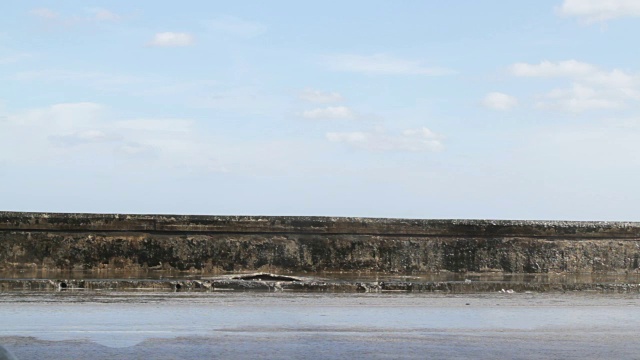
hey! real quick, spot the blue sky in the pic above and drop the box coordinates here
[1,1,640,220]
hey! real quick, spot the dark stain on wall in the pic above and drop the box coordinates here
[2,212,640,274]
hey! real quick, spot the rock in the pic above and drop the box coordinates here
[0,346,18,360]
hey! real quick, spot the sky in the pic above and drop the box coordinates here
[1,1,640,220]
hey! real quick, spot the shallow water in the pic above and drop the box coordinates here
[1,292,640,359]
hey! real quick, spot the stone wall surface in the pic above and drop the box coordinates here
[2,211,640,274]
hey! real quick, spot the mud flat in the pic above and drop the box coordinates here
[3,213,640,358]
[1,292,640,359]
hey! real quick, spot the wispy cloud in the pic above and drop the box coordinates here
[87,8,122,22]
[302,106,355,120]
[13,69,141,85]
[49,129,120,147]
[0,102,230,171]
[326,127,444,152]
[324,53,454,76]
[482,92,518,111]
[557,0,640,23]
[511,60,636,88]
[149,32,195,47]
[511,60,596,78]
[538,84,625,113]
[12,69,145,94]
[0,51,31,65]
[5,102,104,132]
[114,118,193,133]
[204,15,266,37]
[298,88,344,104]
[29,7,123,25]
[30,8,58,19]
[510,60,639,113]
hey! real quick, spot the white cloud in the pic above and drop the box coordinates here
[325,54,454,76]
[558,0,640,22]
[149,32,194,47]
[482,92,518,111]
[326,127,444,152]
[31,8,58,19]
[204,15,266,37]
[298,88,344,103]
[302,106,355,120]
[510,60,640,113]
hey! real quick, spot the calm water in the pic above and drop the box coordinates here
[1,292,640,359]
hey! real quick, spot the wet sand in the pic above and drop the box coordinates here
[1,292,640,359]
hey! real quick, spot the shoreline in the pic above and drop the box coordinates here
[2,272,640,293]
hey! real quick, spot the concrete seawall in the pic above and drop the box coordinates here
[2,211,640,275]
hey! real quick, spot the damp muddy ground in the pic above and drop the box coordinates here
[1,292,640,359]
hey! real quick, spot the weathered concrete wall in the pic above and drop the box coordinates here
[2,211,640,274]
[4,277,640,293]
